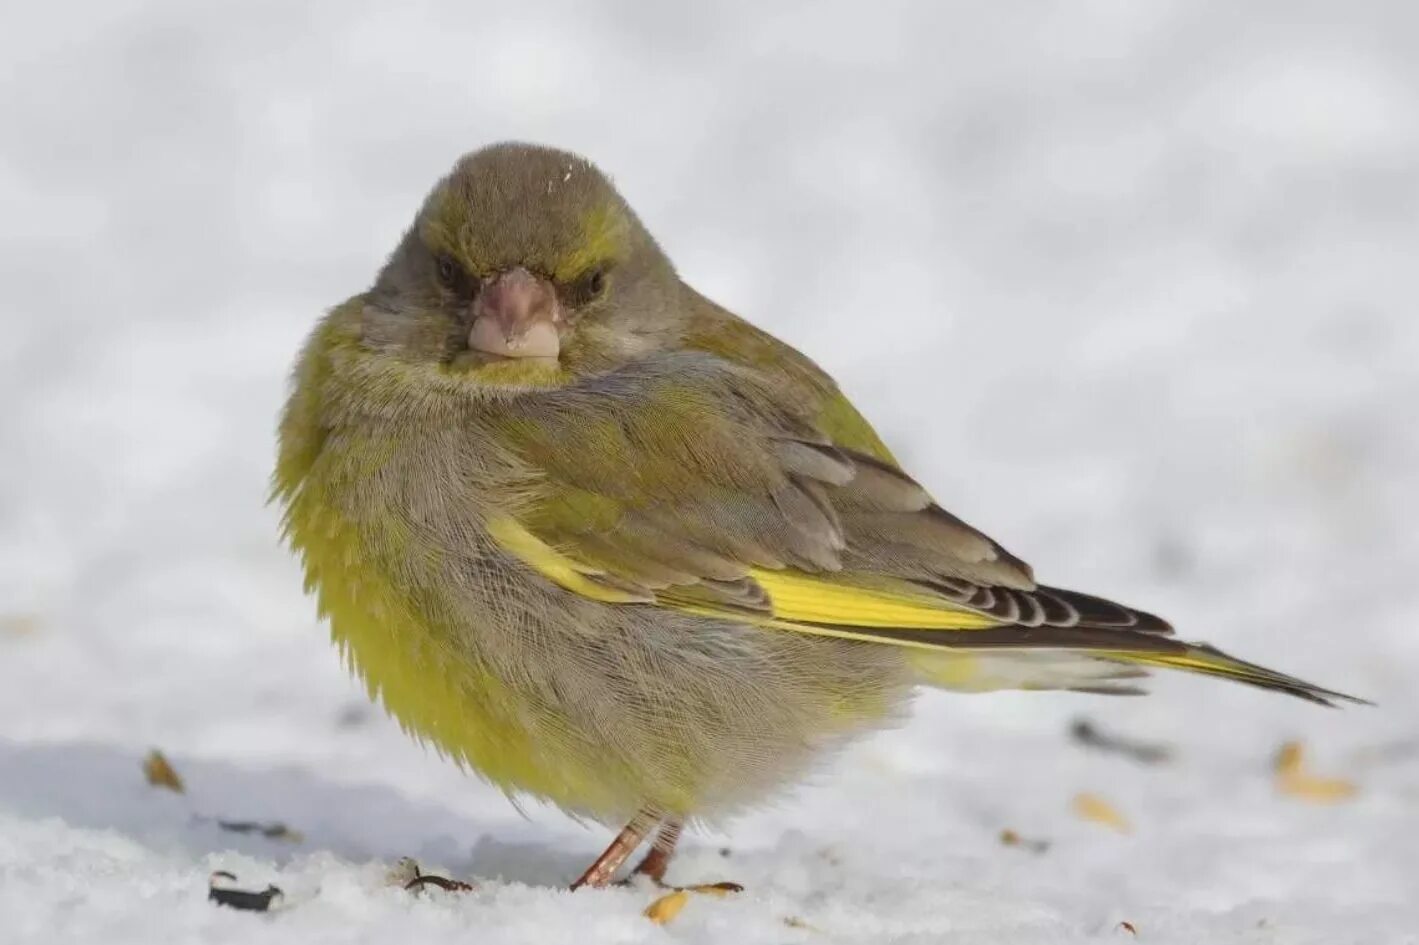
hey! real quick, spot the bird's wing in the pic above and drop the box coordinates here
[483,351,1356,705]
[487,352,1157,629]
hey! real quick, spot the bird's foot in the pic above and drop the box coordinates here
[571,811,745,894]
[619,837,743,894]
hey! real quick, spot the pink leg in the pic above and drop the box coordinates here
[570,811,657,890]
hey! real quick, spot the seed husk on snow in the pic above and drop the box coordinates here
[208,871,284,912]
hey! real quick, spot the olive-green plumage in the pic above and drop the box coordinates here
[274,143,1357,834]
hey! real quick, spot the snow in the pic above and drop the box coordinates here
[2,2,1417,942]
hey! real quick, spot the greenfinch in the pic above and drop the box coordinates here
[275,142,1359,889]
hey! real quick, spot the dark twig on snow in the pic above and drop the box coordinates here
[1070,718,1173,765]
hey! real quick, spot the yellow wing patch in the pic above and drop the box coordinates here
[491,514,1000,630]
[487,517,649,604]
[748,570,999,630]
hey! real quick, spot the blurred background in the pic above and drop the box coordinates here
[1,1,1416,941]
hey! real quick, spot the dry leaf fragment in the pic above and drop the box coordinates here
[1118,920,1138,935]
[1072,793,1132,833]
[143,750,185,793]
[1273,741,1358,803]
[644,889,690,924]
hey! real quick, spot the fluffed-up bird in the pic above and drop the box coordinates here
[275,143,1360,890]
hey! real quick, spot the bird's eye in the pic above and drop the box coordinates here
[569,267,608,306]
[435,255,459,286]
[435,254,479,298]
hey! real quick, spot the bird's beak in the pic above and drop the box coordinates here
[468,267,562,359]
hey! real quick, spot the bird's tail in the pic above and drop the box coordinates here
[908,631,1367,706]
[1090,639,1368,706]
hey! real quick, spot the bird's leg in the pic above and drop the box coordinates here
[570,810,658,890]
[624,818,744,895]
[629,818,682,884]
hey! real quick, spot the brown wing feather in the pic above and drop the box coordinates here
[498,350,1167,636]
[491,320,1359,707]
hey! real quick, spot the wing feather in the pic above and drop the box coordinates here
[479,344,1358,706]
[488,352,1159,639]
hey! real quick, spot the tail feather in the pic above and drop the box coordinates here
[909,647,1153,695]
[890,624,1366,706]
[1094,641,1370,707]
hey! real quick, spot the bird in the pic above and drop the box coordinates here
[274,141,1360,890]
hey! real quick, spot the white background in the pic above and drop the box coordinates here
[1,2,1416,942]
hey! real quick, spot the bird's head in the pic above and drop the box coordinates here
[365,143,683,389]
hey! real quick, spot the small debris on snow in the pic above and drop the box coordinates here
[208,871,285,913]
[999,828,1051,853]
[1071,718,1173,765]
[1072,793,1132,834]
[1274,741,1359,803]
[144,753,306,841]
[213,818,304,843]
[644,889,689,924]
[386,857,422,887]
[142,749,185,793]
[405,874,477,893]
[682,881,743,896]
[389,857,476,893]
[0,613,42,637]
[643,881,743,925]
[784,915,825,933]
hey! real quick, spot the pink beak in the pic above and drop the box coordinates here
[468,267,562,359]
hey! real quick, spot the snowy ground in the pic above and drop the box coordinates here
[2,2,1418,942]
